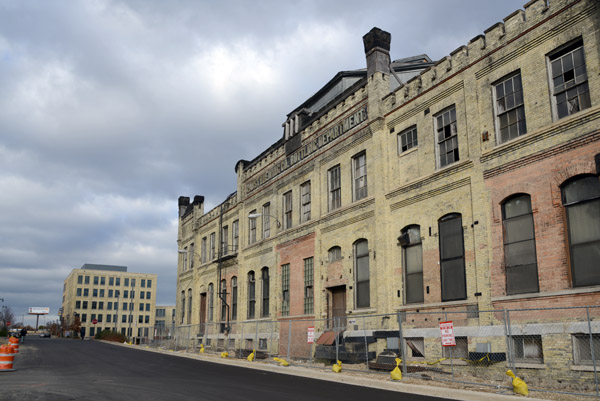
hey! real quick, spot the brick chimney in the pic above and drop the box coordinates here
[363,27,391,78]
[178,196,190,218]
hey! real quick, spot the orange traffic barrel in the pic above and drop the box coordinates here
[0,345,16,371]
[8,337,18,353]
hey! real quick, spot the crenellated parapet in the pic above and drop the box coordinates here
[383,0,581,118]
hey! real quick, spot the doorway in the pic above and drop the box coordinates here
[329,286,346,329]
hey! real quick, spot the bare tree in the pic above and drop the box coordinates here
[0,306,15,328]
[68,315,81,338]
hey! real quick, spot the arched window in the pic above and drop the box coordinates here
[562,175,600,287]
[439,213,466,301]
[354,239,370,308]
[401,225,423,304]
[502,194,538,294]
[231,277,238,321]
[220,279,227,321]
[328,246,342,263]
[247,271,255,319]
[261,267,270,317]
[208,283,213,321]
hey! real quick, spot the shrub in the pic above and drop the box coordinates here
[94,329,127,342]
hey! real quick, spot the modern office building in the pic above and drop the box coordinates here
[61,264,157,340]
[176,0,599,378]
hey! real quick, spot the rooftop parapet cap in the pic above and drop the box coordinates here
[363,27,391,54]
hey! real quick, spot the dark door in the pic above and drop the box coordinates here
[199,293,207,334]
[330,286,346,329]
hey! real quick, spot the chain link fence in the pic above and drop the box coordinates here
[147,306,599,398]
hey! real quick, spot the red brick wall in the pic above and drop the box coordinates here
[276,232,316,317]
[486,140,600,307]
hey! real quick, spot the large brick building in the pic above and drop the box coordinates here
[177,0,599,371]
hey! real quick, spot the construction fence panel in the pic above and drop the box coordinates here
[398,310,509,387]
[157,307,599,397]
[505,306,600,398]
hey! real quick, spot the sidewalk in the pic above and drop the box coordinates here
[109,342,548,401]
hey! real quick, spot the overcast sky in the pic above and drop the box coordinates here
[0,0,525,326]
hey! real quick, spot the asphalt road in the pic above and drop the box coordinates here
[0,337,452,401]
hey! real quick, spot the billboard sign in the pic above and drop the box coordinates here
[28,307,50,315]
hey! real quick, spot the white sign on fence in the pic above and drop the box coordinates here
[307,326,315,344]
[439,321,456,346]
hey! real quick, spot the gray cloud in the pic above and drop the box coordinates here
[0,0,525,325]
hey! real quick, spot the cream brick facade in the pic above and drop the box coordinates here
[61,264,157,340]
[177,0,599,375]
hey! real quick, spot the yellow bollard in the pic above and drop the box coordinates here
[332,360,342,373]
[199,344,205,353]
[247,349,255,362]
[506,370,529,396]
[390,358,402,381]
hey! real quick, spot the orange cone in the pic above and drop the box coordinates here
[0,345,16,371]
[8,337,18,354]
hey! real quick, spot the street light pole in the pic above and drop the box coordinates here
[247,213,282,228]
[217,192,237,337]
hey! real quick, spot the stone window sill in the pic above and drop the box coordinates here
[570,365,598,372]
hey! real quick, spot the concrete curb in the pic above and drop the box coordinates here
[105,341,545,401]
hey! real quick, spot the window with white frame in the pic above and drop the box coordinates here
[222,225,228,256]
[283,191,293,229]
[249,210,257,244]
[328,165,341,211]
[281,264,290,316]
[435,106,459,168]
[231,276,238,320]
[354,239,370,308]
[209,232,216,260]
[261,267,269,317]
[262,203,270,239]
[352,152,368,201]
[232,220,239,252]
[511,335,544,364]
[494,71,526,143]
[187,289,192,325]
[549,39,591,120]
[300,181,311,223]
[398,126,418,153]
[208,283,214,321]
[201,237,207,263]
[573,334,600,366]
[304,257,314,314]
